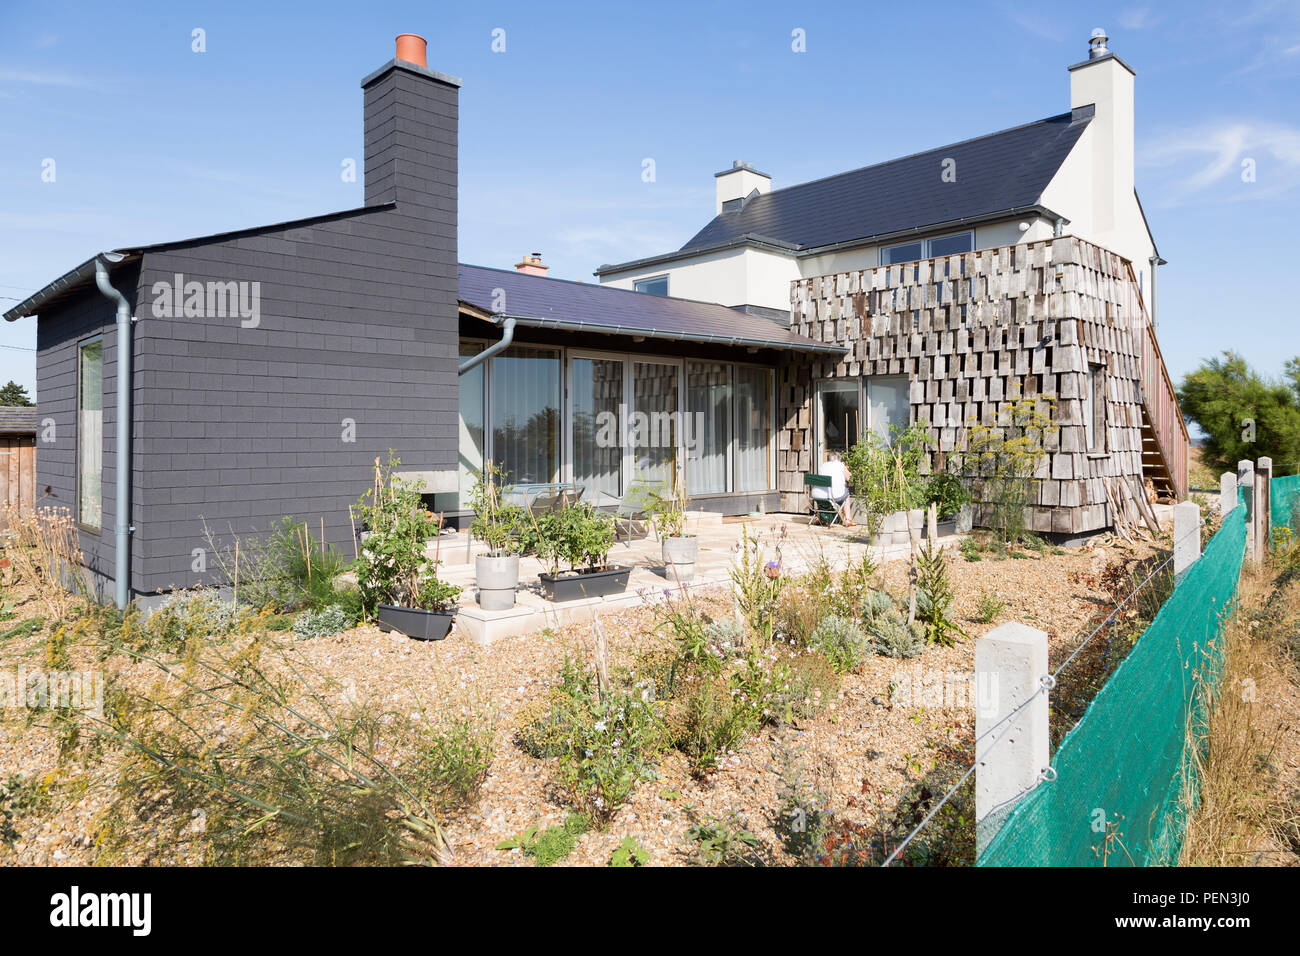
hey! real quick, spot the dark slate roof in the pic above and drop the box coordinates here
[0,406,38,433]
[458,264,845,355]
[677,107,1092,255]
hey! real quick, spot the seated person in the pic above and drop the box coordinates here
[811,451,853,525]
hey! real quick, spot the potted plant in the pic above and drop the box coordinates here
[639,473,698,582]
[469,462,527,610]
[924,472,973,538]
[534,500,630,601]
[353,453,463,639]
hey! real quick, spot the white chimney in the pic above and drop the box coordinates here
[1068,28,1135,239]
[714,161,771,216]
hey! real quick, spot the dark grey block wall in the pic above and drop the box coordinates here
[33,58,460,600]
[35,262,142,598]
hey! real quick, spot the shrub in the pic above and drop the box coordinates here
[555,686,661,826]
[662,675,760,776]
[142,591,238,652]
[843,422,933,537]
[1,774,46,847]
[468,460,528,555]
[533,502,616,576]
[960,395,1057,548]
[975,591,1005,624]
[868,608,927,658]
[353,453,459,616]
[497,814,587,867]
[687,814,761,866]
[808,614,870,674]
[610,835,649,867]
[772,650,840,722]
[292,604,350,639]
[729,525,784,644]
[915,543,968,647]
[402,714,494,810]
[515,657,597,759]
[924,472,971,519]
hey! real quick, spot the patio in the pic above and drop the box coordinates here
[433,510,968,645]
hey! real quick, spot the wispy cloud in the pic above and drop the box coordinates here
[0,69,99,89]
[1119,7,1159,30]
[1141,120,1300,203]
[997,2,1066,43]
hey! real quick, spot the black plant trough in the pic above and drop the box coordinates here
[376,604,456,641]
[539,565,631,602]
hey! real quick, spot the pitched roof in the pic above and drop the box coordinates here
[598,107,1092,275]
[0,406,38,433]
[458,264,845,355]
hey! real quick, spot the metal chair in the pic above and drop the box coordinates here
[804,472,848,527]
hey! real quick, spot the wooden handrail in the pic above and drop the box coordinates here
[1125,261,1189,499]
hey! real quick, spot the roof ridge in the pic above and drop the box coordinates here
[734,108,1080,205]
[459,262,758,314]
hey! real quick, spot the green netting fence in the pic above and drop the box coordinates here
[1271,474,1300,540]
[979,497,1247,867]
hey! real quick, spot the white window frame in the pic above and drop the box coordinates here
[633,274,670,296]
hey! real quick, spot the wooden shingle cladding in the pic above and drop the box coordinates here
[778,236,1156,535]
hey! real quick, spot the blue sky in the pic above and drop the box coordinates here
[1,0,1297,399]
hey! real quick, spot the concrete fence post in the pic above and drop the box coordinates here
[976,621,1050,855]
[1239,460,1256,562]
[1173,500,1201,577]
[1219,471,1237,516]
[927,502,938,543]
[1258,457,1273,555]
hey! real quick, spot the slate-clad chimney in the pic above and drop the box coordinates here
[361,35,461,227]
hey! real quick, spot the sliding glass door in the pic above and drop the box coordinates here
[631,360,679,489]
[490,345,561,485]
[734,366,771,492]
[571,356,625,502]
[686,361,731,495]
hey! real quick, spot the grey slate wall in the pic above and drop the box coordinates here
[30,58,460,600]
[35,263,142,599]
[122,58,460,596]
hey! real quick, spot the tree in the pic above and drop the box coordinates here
[1176,352,1300,475]
[0,381,33,406]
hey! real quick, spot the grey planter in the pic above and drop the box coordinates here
[475,553,520,610]
[376,604,456,641]
[661,535,699,582]
[539,565,631,602]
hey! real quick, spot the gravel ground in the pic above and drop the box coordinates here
[0,532,1163,867]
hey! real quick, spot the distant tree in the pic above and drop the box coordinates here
[0,381,33,407]
[1176,352,1300,475]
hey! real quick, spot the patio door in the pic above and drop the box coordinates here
[630,359,680,490]
[571,355,626,502]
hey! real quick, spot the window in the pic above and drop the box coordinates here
[881,230,974,265]
[77,339,104,533]
[1084,364,1107,453]
[572,356,625,501]
[491,346,562,485]
[817,380,859,459]
[866,375,911,442]
[634,275,669,297]
[733,366,771,492]
[631,360,679,487]
[686,361,732,495]
[458,342,487,509]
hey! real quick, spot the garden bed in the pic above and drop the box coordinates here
[0,529,1167,867]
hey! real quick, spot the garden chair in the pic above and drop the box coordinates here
[804,472,849,527]
[599,485,652,548]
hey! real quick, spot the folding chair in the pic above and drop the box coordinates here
[804,472,847,527]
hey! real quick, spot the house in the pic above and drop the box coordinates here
[4,30,1187,608]
[596,29,1163,325]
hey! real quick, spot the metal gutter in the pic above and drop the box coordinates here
[491,312,849,356]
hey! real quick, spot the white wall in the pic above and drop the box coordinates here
[599,245,799,311]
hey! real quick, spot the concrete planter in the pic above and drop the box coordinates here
[539,565,631,602]
[661,535,698,582]
[870,508,925,547]
[475,553,520,610]
[376,604,456,641]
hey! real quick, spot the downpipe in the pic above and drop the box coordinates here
[93,255,132,610]
[458,316,515,376]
